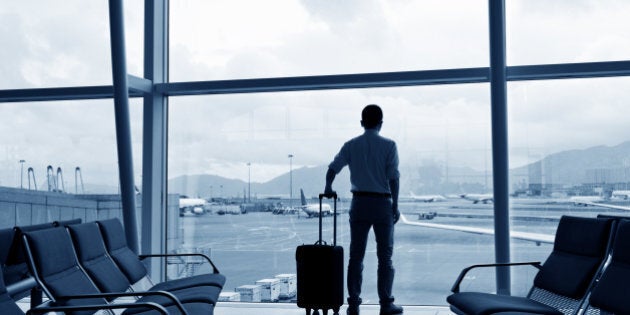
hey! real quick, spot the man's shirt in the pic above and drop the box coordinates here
[328,129,399,194]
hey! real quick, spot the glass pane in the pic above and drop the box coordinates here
[167,85,493,305]
[507,0,630,65]
[124,0,145,78]
[508,77,630,293]
[169,0,488,81]
[0,99,143,228]
[0,0,144,89]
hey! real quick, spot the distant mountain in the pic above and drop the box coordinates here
[168,174,251,199]
[510,141,630,186]
[168,166,352,199]
[169,141,630,198]
[255,165,351,199]
[169,163,489,199]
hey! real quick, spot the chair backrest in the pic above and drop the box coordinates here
[67,222,132,294]
[527,216,614,313]
[96,219,148,284]
[3,222,63,301]
[0,227,22,286]
[9,223,57,266]
[22,227,107,315]
[584,219,630,314]
[0,268,25,315]
[54,218,83,227]
[0,228,15,266]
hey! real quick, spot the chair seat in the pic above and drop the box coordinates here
[150,273,226,291]
[123,285,221,315]
[447,292,564,315]
[123,302,214,315]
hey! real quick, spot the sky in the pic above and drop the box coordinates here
[1,0,630,191]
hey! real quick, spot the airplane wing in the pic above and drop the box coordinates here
[579,202,630,211]
[399,214,554,245]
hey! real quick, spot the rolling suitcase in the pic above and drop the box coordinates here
[296,192,344,315]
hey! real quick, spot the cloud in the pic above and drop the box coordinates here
[507,0,630,65]
[2,1,630,188]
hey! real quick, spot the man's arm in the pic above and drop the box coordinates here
[389,178,400,223]
[325,167,337,195]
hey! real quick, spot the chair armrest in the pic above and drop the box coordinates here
[5,277,37,299]
[27,301,170,315]
[140,252,221,274]
[451,261,542,293]
[56,290,188,315]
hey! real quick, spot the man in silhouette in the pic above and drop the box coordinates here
[325,104,402,315]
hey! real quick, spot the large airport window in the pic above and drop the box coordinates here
[0,0,144,89]
[5,0,630,310]
[0,99,144,228]
[168,0,489,82]
[167,84,499,305]
[506,0,630,66]
[507,77,630,293]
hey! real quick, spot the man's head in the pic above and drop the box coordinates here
[361,104,383,130]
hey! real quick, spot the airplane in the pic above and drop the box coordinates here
[399,213,555,245]
[460,193,494,204]
[299,188,332,218]
[399,194,630,245]
[179,195,208,216]
[612,190,630,200]
[569,195,607,206]
[567,196,630,211]
[409,192,446,203]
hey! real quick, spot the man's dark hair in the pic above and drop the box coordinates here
[361,104,383,129]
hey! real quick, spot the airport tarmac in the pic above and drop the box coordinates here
[177,198,629,306]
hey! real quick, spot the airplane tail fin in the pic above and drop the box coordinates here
[300,188,307,206]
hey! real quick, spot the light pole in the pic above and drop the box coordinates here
[19,160,25,189]
[288,154,294,208]
[247,162,251,203]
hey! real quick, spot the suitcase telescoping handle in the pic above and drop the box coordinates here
[317,192,338,246]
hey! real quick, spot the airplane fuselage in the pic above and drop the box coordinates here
[460,194,493,204]
[302,203,332,218]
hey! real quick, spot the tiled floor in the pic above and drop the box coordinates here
[215,302,454,315]
[19,299,454,315]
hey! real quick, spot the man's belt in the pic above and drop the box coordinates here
[352,191,392,198]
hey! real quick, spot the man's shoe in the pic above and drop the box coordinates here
[379,303,403,315]
[346,305,359,315]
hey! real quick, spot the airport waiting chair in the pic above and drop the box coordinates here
[21,226,215,315]
[3,221,81,308]
[96,218,226,292]
[5,219,82,284]
[446,215,615,315]
[582,218,630,314]
[2,266,172,315]
[5,222,57,287]
[65,222,221,311]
